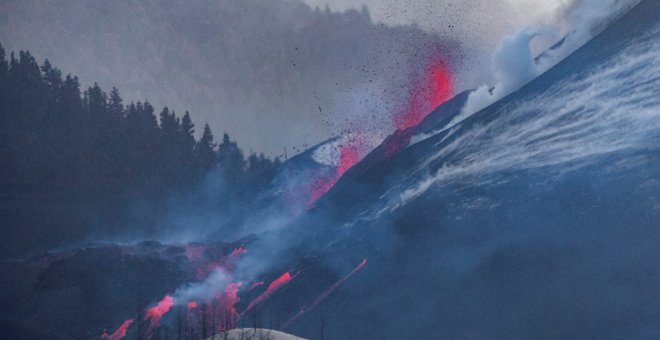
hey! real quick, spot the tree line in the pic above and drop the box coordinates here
[0,43,281,258]
[0,43,280,197]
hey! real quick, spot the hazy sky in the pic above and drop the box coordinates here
[300,0,580,99]
[303,0,571,45]
[0,0,582,157]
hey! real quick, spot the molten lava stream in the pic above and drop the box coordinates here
[101,319,134,340]
[245,271,296,313]
[308,141,361,205]
[145,295,175,327]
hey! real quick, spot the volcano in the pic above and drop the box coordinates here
[254,1,660,338]
[1,0,658,339]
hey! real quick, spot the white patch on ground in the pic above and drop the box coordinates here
[207,328,307,340]
[311,133,384,166]
[312,139,343,166]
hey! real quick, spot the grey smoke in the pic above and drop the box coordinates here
[172,268,232,305]
[0,0,458,156]
[452,0,640,127]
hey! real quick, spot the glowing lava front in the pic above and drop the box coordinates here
[101,319,134,340]
[308,140,362,205]
[245,271,295,312]
[145,295,175,327]
[220,282,242,320]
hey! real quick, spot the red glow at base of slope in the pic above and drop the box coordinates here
[308,141,361,205]
[284,259,367,328]
[307,57,452,206]
[145,295,175,327]
[245,271,294,312]
[395,57,453,131]
[184,244,207,262]
[187,282,243,334]
[98,244,254,338]
[197,263,225,280]
[230,246,247,257]
[338,143,360,176]
[220,282,242,319]
[197,249,244,280]
[101,319,134,340]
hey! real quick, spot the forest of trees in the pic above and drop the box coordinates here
[0,43,281,258]
[0,0,458,156]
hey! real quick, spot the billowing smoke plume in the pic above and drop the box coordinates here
[171,268,233,306]
[451,0,640,127]
[456,26,557,123]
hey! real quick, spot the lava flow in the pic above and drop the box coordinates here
[230,246,247,257]
[101,319,134,340]
[285,258,368,328]
[395,56,453,131]
[145,295,175,327]
[308,55,453,206]
[220,282,242,320]
[245,271,296,313]
[308,141,361,205]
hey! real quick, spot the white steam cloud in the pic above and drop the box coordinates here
[172,268,233,305]
[455,26,558,125]
[449,0,641,128]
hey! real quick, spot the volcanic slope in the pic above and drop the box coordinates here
[273,0,660,338]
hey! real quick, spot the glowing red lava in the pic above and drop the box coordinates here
[308,141,362,205]
[145,295,175,327]
[101,319,134,340]
[395,57,453,131]
[220,282,242,318]
[308,56,452,206]
[230,246,247,257]
[184,244,207,262]
[337,142,360,176]
[245,271,294,312]
[98,244,253,337]
[196,247,245,279]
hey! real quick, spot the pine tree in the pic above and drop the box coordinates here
[0,43,8,80]
[217,133,245,182]
[179,111,195,153]
[84,83,107,117]
[195,123,217,173]
[108,87,124,118]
